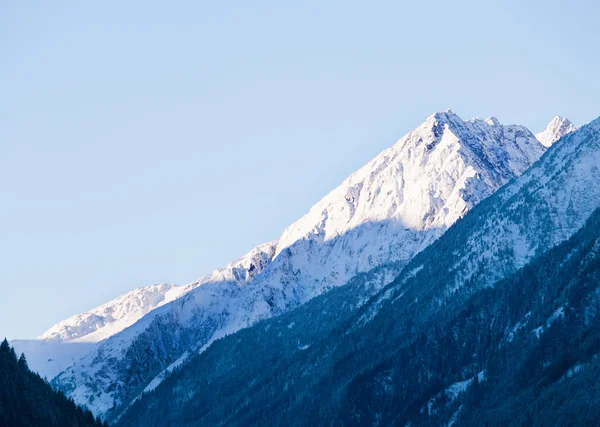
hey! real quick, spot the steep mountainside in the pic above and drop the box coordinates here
[41,111,546,418]
[0,339,105,427]
[117,117,600,426]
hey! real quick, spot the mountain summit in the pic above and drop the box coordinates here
[274,110,544,269]
[535,116,577,147]
[20,111,547,418]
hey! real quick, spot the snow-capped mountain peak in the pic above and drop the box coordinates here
[33,110,550,418]
[535,116,577,147]
[274,110,544,259]
[485,116,500,126]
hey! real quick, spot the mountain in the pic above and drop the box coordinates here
[11,242,278,379]
[38,284,187,343]
[535,116,577,147]
[29,110,546,418]
[116,116,600,426]
[11,284,187,380]
[0,339,106,427]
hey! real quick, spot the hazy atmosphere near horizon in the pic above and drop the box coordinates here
[1,0,599,340]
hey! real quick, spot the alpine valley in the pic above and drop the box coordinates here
[13,111,600,426]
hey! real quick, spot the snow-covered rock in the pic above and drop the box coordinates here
[12,284,186,378]
[359,115,600,356]
[38,241,277,346]
[274,110,545,270]
[14,241,278,379]
[47,110,547,418]
[535,116,577,147]
[39,284,187,343]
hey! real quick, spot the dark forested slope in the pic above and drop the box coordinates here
[0,339,105,427]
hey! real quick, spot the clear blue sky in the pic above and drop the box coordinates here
[1,0,599,339]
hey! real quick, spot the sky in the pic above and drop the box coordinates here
[1,0,599,339]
